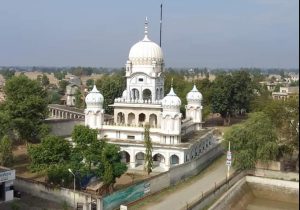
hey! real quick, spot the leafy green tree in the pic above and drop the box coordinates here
[47,89,62,104]
[74,89,84,109]
[96,72,125,114]
[58,80,69,95]
[3,75,49,143]
[28,135,71,171]
[71,125,104,172]
[100,143,127,191]
[144,124,153,175]
[0,135,13,166]
[231,71,255,114]
[263,98,299,156]
[86,79,94,89]
[211,73,234,125]
[224,112,279,170]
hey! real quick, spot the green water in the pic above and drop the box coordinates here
[246,197,299,210]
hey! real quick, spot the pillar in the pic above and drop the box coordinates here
[130,152,135,168]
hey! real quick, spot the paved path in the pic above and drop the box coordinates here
[143,155,234,210]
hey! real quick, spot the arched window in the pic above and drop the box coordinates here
[156,88,159,100]
[142,89,152,101]
[160,88,163,99]
[136,152,145,160]
[120,151,130,163]
[153,153,165,163]
[170,155,179,165]
[138,113,146,124]
[149,114,157,127]
[117,112,125,124]
[131,88,139,100]
[128,113,135,125]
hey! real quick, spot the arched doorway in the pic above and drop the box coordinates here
[128,113,135,125]
[120,151,130,164]
[135,152,145,166]
[117,112,125,124]
[149,114,157,127]
[138,113,146,124]
[170,155,179,165]
[153,153,165,168]
[142,89,152,101]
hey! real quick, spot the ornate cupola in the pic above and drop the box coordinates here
[186,84,203,128]
[84,85,104,129]
[162,87,182,113]
[186,84,203,105]
[161,84,182,136]
[85,85,104,109]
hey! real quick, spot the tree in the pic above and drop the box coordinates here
[3,75,49,143]
[263,98,299,157]
[41,74,50,87]
[224,112,279,170]
[58,80,69,95]
[28,135,71,171]
[211,73,234,125]
[100,143,127,192]
[71,125,103,172]
[0,135,13,166]
[86,79,94,89]
[96,72,125,114]
[144,124,153,175]
[37,74,50,88]
[74,89,84,109]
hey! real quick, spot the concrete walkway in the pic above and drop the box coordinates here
[142,155,234,210]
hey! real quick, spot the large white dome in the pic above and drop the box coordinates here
[129,36,163,62]
[187,85,202,104]
[162,87,181,110]
[128,18,163,64]
[85,85,104,108]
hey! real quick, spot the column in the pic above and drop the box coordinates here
[130,152,136,168]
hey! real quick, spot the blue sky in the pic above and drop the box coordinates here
[0,0,298,68]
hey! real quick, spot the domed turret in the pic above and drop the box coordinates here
[161,85,182,137]
[185,84,203,127]
[84,85,104,129]
[186,85,202,104]
[162,87,181,111]
[85,85,104,108]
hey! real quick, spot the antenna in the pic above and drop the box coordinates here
[160,4,163,47]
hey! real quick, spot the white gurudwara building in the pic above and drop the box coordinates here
[84,19,216,171]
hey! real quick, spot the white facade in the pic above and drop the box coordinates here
[0,168,15,202]
[84,19,214,171]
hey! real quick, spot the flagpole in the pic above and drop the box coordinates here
[159,3,163,47]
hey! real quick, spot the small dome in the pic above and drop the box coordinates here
[162,88,181,109]
[85,85,104,108]
[187,85,202,103]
